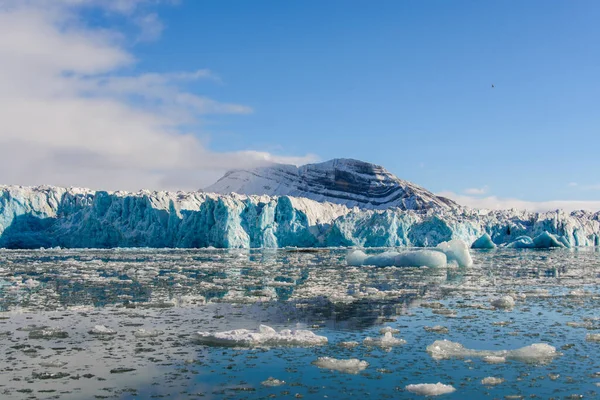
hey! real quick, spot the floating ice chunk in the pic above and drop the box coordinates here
[363,332,406,348]
[426,340,558,363]
[483,356,506,364]
[436,239,473,267]
[424,325,449,334]
[533,231,566,248]
[347,249,446,268]
[89,325,117,335]
[24,278,40,288]
[507,232,566,249]
[339,341,359,348]
[40,360,68,368]
[312,357,368,374]
[471,233,496,249]
[481,377,504,385]
[507,236,535,249]
[346,250,368,266]
[193,324,328,347]
[133,329,164,338]
[405,383,456,396]
[261,377,285,387]
[395,250,447,268]
[29,328,68,339]
[586,334,600,342]
[379,326,400,334]
[491,295,515,309]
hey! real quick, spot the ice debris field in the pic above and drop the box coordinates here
[1,246,600,398]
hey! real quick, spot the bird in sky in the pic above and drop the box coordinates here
[491,84,495,88]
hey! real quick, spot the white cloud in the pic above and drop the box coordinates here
[0,1,315,192]
[463,186,489,195]
[438,192,600,213]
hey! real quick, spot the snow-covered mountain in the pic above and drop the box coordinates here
[205,158,457,210]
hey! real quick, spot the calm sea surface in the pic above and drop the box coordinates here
[0,247,599,399]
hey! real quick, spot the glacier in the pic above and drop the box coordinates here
[1,185,600,249]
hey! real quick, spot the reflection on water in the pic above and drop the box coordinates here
[0,247,599,398]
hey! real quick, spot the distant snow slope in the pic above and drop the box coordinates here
[1,185,600,249]
[205,158,457,210]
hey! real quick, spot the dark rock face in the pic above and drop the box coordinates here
[206,158,458,210]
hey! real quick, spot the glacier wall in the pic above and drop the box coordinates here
[1,186,599,249]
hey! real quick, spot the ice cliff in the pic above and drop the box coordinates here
[1,185,600,249]
[206,158,457,210]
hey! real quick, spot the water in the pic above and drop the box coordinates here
[0,247,599,399]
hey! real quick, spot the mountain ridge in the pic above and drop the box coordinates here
[205,158,457,210]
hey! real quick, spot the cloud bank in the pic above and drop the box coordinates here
[0,0,316,191]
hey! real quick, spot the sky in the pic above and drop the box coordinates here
[0,0,599,211]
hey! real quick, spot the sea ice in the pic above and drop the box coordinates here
[133,329,164,338]
[261,377,285,386]
[379,326,400,334]
[491,295,516,309]
[426,340,558,363]
[29,328,68,339]
[481,377,505,385]
[405,382,456,396]
[424,325,449,334]
[89,325,117,335]
[586,333,600,342]
[312,357,368,374]
[363,332,406,348]
[346,249,447,268]
[193,324,328,347]
[471,233,496,249]
[436,239,473,267]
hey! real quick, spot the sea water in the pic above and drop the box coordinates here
[0,247,599,399]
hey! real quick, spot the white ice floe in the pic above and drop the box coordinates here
[363,332,406,348]
[586,333,600,342]
[426,340,558,363]
[133,329,164,338]
[405,382,456,396]
[338,341,359,348]
[312,357,368,374]
[483,356,506,364]
[379,326,400,334]
[40,360,68,368]
[29,328,68,339]
[436,239,473,267]
[491,295,515,309]
[89,325,117,335]
[346,249,447,268]
[481,377,504,385]
[261,377,285,387]
[424,325,449,334]
[193,324,328,347]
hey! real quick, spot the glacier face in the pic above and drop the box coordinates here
[1,185,600,249]
[205,158,457,211]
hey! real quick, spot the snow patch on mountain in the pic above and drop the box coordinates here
[205,158,457,210]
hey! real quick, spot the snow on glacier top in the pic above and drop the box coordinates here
[205,158,457,211]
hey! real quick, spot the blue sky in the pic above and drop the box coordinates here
[1,0,599,210]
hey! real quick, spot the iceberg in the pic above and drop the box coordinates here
[426,340,558,363]
[346,249,447,268]
[435,239,473,267]
[405,383,456,396]
[471,233,496,249]
[192,324,328,347]
[312,357,368,374]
